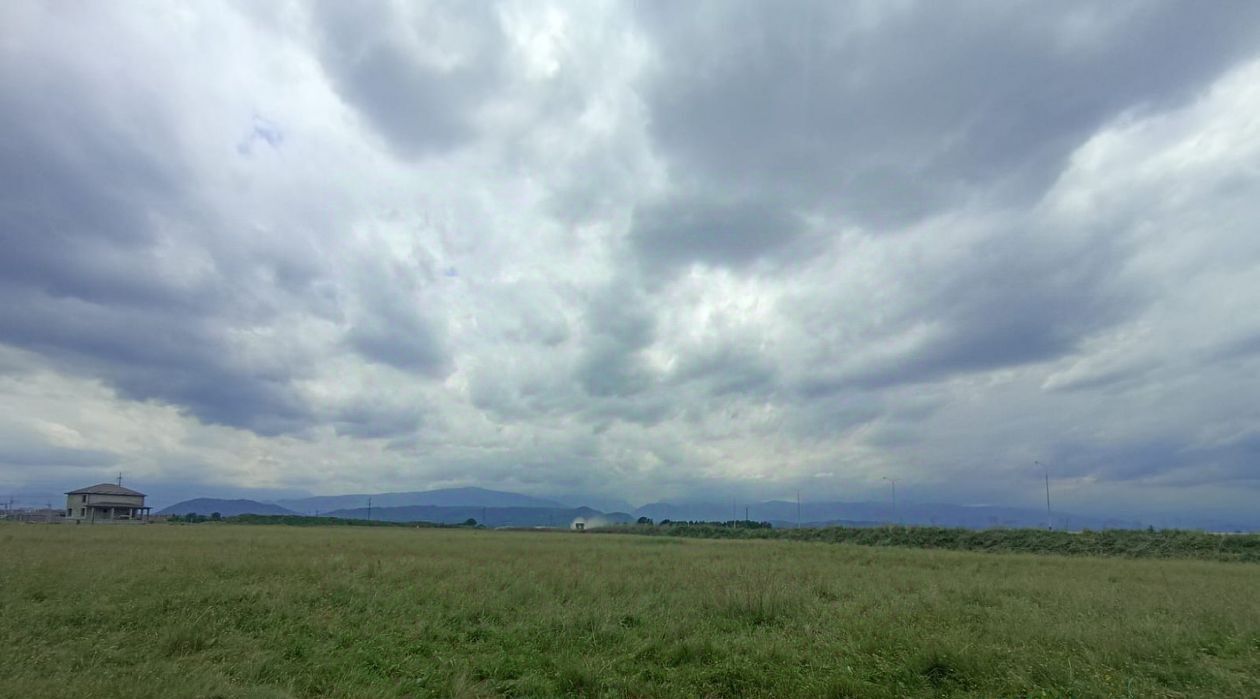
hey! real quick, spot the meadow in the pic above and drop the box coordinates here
[2,524,1258,698]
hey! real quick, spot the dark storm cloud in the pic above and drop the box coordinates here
[310,0,506,159]
[635,1,1260,227]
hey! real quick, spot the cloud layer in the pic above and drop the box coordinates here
[2,0,1259,518]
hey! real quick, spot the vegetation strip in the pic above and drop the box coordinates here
[595,523,1260,562]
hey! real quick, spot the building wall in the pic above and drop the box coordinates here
[65,493,146,521]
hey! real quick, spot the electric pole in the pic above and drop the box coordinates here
[882,477,898,526]
[796,489,801,529]
[367,497,372,522]
[1037,461,1052,531]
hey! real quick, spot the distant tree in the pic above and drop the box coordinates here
[659,519,671,525]
[185,512,197,523]
[463,518,477,527]
[211,512,222,521]
[637,516,653,525]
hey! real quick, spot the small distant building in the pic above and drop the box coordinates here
[65,484,151,524]
[571,517,586,531]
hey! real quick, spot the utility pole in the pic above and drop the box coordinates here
[882,477,898,526]
[1037,461,1052,531]
[796,490,801,529]
[117,472,123,487]
[745,505,749,525]
[367,497,372,522]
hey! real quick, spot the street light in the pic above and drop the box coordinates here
[1036,461,1052,531]
[882,477,898,526]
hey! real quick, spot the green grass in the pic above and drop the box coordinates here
[2,524,1258,698]
[598,524,1260,562]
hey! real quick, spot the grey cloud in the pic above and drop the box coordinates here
[348,306,449,374]
[635,1,1260,227]
[0,12,328,436]
[670,344,778,399]
[799,218,1142,394]
[311,0,505,159]
[575,282,656,398]
[1044,433,1260,488]
[630,195,805,271]
[346,265,450,375]
[333,402,422,439]
[0,443,118,469]
[0,288,316,436]
[3,2,1260,521]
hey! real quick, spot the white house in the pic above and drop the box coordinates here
[65,483,150,524]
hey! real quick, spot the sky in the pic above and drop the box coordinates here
[2,1,1259,517]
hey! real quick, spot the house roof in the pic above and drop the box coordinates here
[65,483,146,497]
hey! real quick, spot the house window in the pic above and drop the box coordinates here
[82,495,87,503]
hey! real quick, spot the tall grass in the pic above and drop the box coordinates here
[599,523,1260,562]
[2,523,1258,697]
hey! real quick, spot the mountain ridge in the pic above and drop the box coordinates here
[158,498,298,517]
[276,486,565,514]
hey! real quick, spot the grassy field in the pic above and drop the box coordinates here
[2,524,1258,698]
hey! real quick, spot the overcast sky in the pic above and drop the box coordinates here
[3,1,1259,516]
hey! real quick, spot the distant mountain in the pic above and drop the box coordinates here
[549,494,636,514]
[635,501,1144,531]
[158,498,297,517]
[323,504,634,528]
[277,487,566,514]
